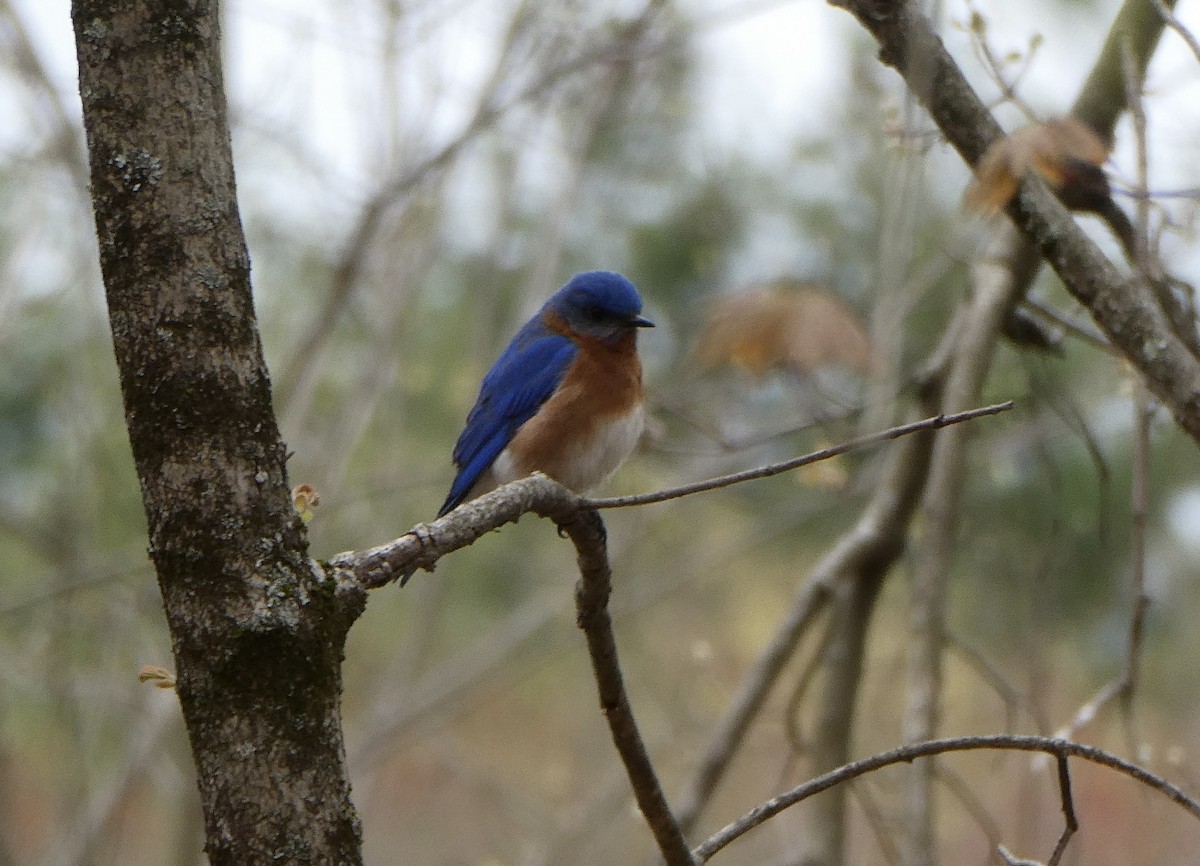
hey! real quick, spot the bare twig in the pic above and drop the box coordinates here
[825,4,1183,864]
[1056,376,1153,741]
[946,636,1031,735]
[782,617,837,754]
[1054,46,1163,741]
[588,403,1013,509]
[935,763,1004,858]
[44,695,178,866]
[1020,297,1112,354]
[846,780,902,866]
[997,752,1078,866]
[672,570,833,838]
[277,0,672,412]
[963,2,1041,120]
[795,534,893,865]
[1151,0,1200,66]
[997,845,1040,866]
[692,734,1200,862]
[1047,753,1078,866]
[564,505,697,866]
[349,585,567,774]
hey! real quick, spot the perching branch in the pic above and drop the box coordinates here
[329,405,1011,866]
[333,473,698,864]
[330,404,1011,588]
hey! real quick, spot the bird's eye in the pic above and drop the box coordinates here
[585,305,606,321]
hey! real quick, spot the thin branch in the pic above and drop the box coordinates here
[826,4,1181,863]
[692,734,1200,863]
[997,846,1040,866]
[1020,297,1112,354]
[963,2,1041,120]
[588,402,1013,509]
[997,752,1078,866]
[903,229,1039,866]
[1047,753,1078,866]
[43,695,178,866]
[782,616,838,755]
[1152,0,1200,66]
[846,780,902,866]
[672,572,833,838]
[1056,377,1154,741]
[1126,379,1153,690]
[562,505,697,866]
[277,0,672,410]
[946,636,1028,735]
[1054,48,1162,741]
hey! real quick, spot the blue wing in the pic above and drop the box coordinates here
[438,323,578,516]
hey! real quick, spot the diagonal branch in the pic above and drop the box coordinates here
[831,0,1200,444]
[557,503,698,866]
[588,402,1011,509]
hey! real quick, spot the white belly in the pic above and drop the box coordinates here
[490,405,644,495]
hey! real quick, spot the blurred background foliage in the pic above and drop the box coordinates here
[2,0,1200,864]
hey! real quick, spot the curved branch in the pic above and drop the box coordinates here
[330,475,695,863]
[693,734,1200,862]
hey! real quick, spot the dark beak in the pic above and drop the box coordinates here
[631,315,655,328]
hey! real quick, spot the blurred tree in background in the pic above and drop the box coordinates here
[4,0,1200,864]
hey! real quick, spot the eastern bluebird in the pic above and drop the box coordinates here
[437,271,653,518]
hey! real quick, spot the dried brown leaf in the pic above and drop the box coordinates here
[694,282,872,378]
[964,117,1110,214]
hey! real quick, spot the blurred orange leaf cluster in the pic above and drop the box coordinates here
[693,281,872,378]
[964,117,1110,214]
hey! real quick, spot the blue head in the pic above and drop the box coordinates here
[544,271,654,343]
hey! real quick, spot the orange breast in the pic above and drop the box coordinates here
[502,330,644,493]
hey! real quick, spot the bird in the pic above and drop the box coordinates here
[437,271,653,519]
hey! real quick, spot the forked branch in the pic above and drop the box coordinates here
[327,404,1013,865]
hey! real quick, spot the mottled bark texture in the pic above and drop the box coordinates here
[71,1,365,863]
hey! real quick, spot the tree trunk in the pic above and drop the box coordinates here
[70,1,365,862]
